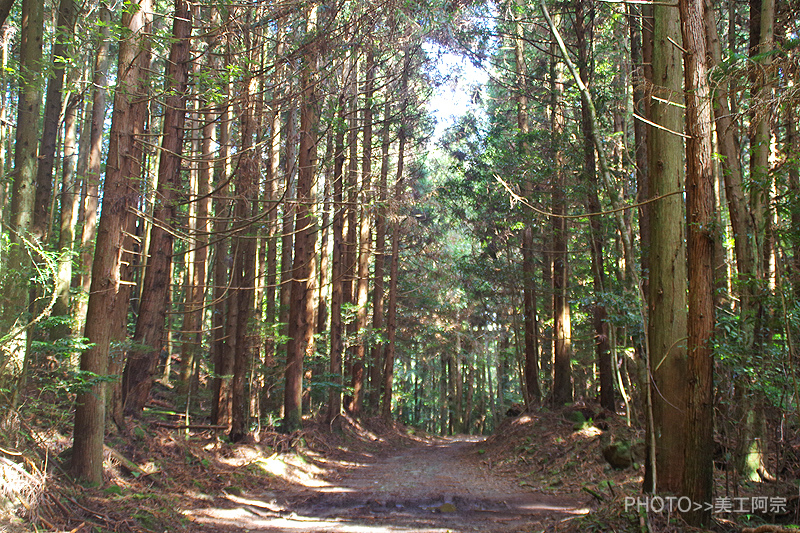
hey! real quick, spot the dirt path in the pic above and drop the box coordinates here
[187,436,586,532]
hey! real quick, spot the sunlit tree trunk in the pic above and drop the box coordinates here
[71,0,152,483]
[351,49,374,416]
[0,28,8,221]
[33,0,77,243]
[122,0,191,416]
[1,0,43,397]
[284,5,319,432]
[343,52,359,411]
[76,4,111,331]
[280,103,297,371]
[210,19,233,425]
[512,0,540,407]
[382,52,410,422]
[317,131,333,340]
[550,11,572,406]
[263,19,283,413]
[327,95,347,423]
[52,90,80,338]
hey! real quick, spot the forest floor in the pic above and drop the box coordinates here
[3,405,799,532]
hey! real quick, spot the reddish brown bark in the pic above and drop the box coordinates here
[679,0,715,524]
[351,49,375,416]
[72,0,152,483]
[284,8,319,432]
[122,0,192,416]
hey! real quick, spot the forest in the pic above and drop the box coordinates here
[0,0,798,529]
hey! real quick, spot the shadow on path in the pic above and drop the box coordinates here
[187,436,588,532]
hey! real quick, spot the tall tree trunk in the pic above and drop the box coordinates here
[382,52,410,422]
[280,104,298,370]
[71,0,152,483]
[210,20,233,425]
[343,52,359,411]
[646,1,688,494]
[550,11,572,406]
[317,130,333,339]
[513,0,541,407]
[631,1,651,303]
[122,0,191,416]
[52,90,80,338]
[369,99,391,412]
[575,0,613,412]
[731,0,774,485]
[230,17,261,441]
[351,49,374,416]
[327,97,347,423]
[283,6,319,433]
[32,0,77,242]
[678,0,715,525]
[789,109,800,287]
[76,4,111,331]
[263,19,283,412]
[1,0,43,393]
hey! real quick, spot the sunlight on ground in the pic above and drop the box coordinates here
[251,453,330,488]
[575,426,604,438]
[185,508,480,533]
[515,502,592,515]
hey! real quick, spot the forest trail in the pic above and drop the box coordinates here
[187,435,586,532]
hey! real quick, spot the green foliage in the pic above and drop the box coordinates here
[55,369,118,396]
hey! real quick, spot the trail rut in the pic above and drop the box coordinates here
[188,436,587,532]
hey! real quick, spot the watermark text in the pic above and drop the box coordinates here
[624,496,787,514]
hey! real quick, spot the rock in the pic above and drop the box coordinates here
[602,441,633,469]
[438,503,457,513]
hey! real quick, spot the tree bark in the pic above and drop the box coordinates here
[283,6,319,433]
[575,0,613,412]
[122,0,191,416]
[678,0,715,524]
[280,103,297,370]
[0,0,15,29]
[368,99,391,412]
[343,51,359,411]
[351,49,374,416]
[382,52,410,422]
[71,0,152,484]
[327,97,347,423]
[549,9,572,406]
[512,0,541,407]
[230,15,260,441]
[1,0,43,372]
[32,0,77,242]
[644,1,689,494]
[52,90,80,338]
[76,4,111,331]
